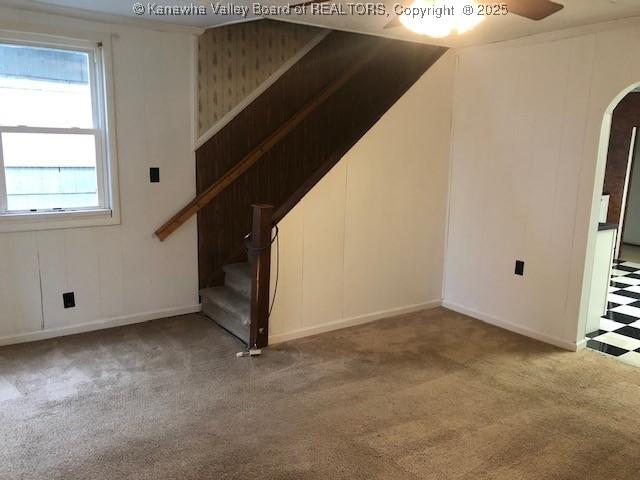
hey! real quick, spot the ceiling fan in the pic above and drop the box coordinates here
[290,0,564,32]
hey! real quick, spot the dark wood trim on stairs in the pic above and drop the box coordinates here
[248,204,273,348]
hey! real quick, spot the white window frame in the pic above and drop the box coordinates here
[0,29,120,233]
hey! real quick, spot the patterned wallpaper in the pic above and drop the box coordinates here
[197,20,323,137]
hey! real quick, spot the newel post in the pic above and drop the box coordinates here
[249,204,273,349]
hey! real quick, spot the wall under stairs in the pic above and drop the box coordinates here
[267,51,456,343]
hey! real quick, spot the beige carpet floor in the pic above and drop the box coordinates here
[1,307,640,479]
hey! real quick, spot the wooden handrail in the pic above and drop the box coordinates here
[154,43,383,241]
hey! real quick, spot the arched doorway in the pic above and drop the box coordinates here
[582,82,640,363]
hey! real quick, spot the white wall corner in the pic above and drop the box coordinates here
[442,301,582,352]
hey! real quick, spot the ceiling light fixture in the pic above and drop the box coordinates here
[398,0,486,38]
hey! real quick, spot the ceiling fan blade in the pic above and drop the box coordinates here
[384,0,563,32]
[505,0,563,21]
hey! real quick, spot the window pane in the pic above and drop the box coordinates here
[0,43,93,128]
[1,132,98,211]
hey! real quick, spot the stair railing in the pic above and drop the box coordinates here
[246,204,273,349]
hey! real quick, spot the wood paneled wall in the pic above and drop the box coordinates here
[197,20,321,136]
[196,31,446,288]
[603,92,640,225]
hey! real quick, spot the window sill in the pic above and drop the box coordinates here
[0,208,120,233]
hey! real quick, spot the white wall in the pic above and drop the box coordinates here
[268,52,455,343]
[444,18,640,350]
[0,8,199,345]
[5,11,640,352]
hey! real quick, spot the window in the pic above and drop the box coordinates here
[0,33,117,228]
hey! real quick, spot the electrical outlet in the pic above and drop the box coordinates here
[63,292,75,308]
[515,260,525,276]
[150,167,160,183]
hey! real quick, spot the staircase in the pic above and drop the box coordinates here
[156,30,447,348]
[200,262,251,344]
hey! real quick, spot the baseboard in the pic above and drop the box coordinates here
[0,304,202,347]
[269,300,442,345]
[575,338,588,351]
[441,301,580,352]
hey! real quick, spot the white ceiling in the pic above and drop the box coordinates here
[3,0,640,46]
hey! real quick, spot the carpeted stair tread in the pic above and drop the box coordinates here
[222,262,251,299]
[200,286,250,319]
[200,286,250,343]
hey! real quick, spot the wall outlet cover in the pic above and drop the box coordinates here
[63,292,75,308]
[515,260,525,276]
[150,167,160,183]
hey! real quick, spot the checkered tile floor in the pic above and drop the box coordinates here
[586,260,640,367]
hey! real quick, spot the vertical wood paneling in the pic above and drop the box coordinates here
[268,206,304,336]
[300,162,346,328]
[0,26,199,343]
[445,22,640,345]
[0,232,42,336]
[268,52,457,340]
[446,40,595,339]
